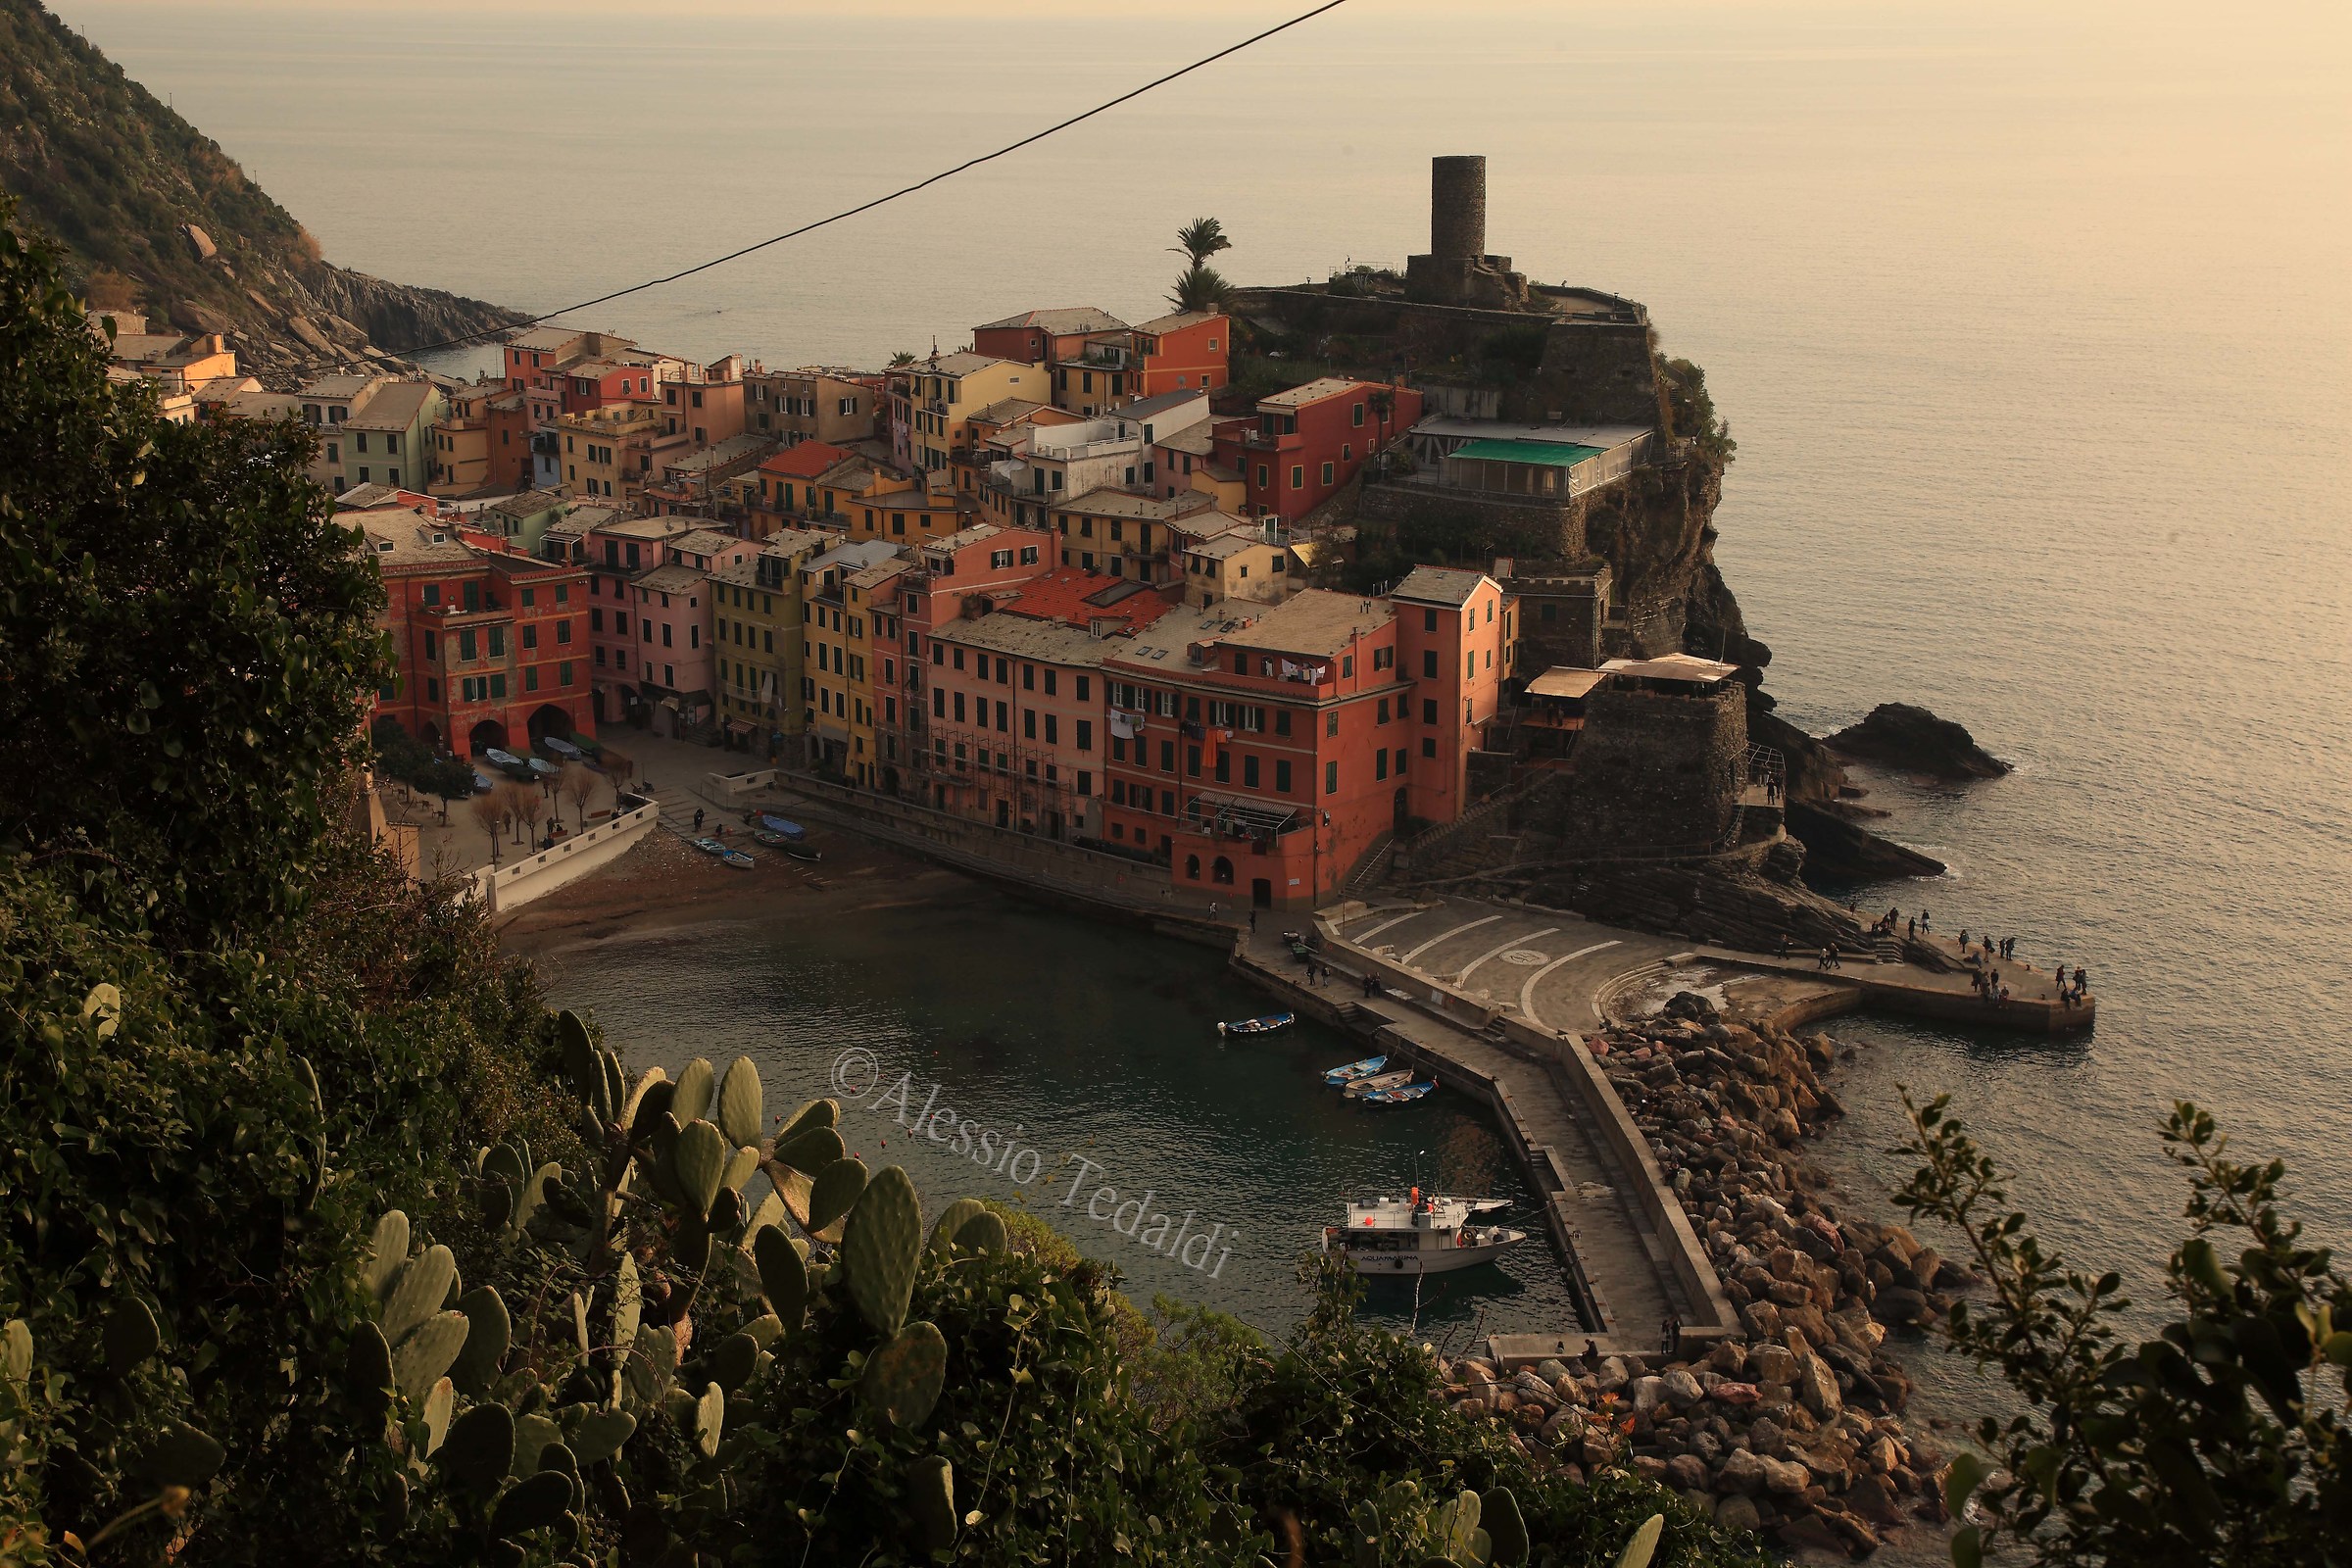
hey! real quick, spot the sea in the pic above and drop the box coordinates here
[56,0,2351,1357]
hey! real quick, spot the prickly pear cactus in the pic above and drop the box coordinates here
[858,1320,948,1430]
[1482,1487,1529,1566]
[842,1166,921,1337]
[436,1402,514,1498]
[910,1455,956,1551]
[753,1225,808,1328]
[362,1211,411,1298]
[775,1097,837,1144]
[955,1209,1009,1255]
[1615,1514,1664,1568]
[669,1056,716,1126]
[715,1054,762,1147]
[927,1198,987,1255]
[808,1157,868,1234]
[489,1468,574,1540]
[774,1123,845,1176]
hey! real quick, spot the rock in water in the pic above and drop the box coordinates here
[1826,704,2011,779]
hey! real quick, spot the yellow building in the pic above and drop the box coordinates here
[1178,530,1293,609]
[798,539,905,777]
[1048,487,1222,586]
[848,490,986,547]
[554,403,686,504]
[887,352,1046,475]
[709,527,833,758]
[843,558,913,790]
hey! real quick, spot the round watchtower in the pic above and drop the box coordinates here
[1431,155,1488,262]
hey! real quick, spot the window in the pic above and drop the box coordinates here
[1075,719,1092,752]
[1321,462,1336,485]
[953,693,965,722]
[1422,650,1439,678]
[1375,750,1388,781]
[1077,771,1092,796]
[1289,465,1303,490]
[1396,747,1409,776]
[1019,545,1039,565]
[1326,711,1340,738]
[521,625,539,651]
[1022,663,1035,692]
[1352,402,1366,427]
[1376,698,1390,723]
[662,623,673,648]
[1023,710,1037,741]
[1255,464,1269,488]
[525,666,540,692]
[1422,698,1439,724]
[1421,736,1437,759]
[1324,760,1339,795]
[1044,714,1058,744]
[1160,739,1175,772]
[1274,710,1291,737]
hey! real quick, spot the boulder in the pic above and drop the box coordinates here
[1750,1344,1798,1386]
[1661,1367,1707,1408]
[1666,1453,1711,1492]
[1795,1353,1843,1421]
[1631,1375,1666,1414]
[1872,1287,1931,1327]
[1715,1494,1762,1533]
[1763,1455,1812,1495]
[1710,1381,1761,1407]
[1717,1448,1771,1494]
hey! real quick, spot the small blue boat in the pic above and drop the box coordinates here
[1322,1054,1389,1086]
[759,813,807,840]
[483,748,524,768]
[471,770,495,793]
[719,849,756,870]
[1361,1080,1438,1106]
[1218,1012,1294,1038]
[691,836,729,857]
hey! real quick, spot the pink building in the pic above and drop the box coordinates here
[1389,566,1519,828]
[1218,378,1425,523]
[578,512,691,729]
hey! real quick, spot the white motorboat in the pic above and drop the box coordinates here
[1322,1191,1528,1276]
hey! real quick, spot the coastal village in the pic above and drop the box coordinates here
[96,157,2090,1559]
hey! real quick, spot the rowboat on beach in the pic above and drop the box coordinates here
[719,849,756,870]
[1217,1012,1295,1038]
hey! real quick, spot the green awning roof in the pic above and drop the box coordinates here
[1447,438,1604,467]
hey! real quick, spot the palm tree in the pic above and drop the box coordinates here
[1170,217,1232,269]
[888,350,916,368]
[1169,264,1233,314]
[1169,219,1236,314]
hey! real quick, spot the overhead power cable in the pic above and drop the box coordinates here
[297,0,1356,373]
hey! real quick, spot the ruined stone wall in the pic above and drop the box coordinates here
[1550,682,1746,855]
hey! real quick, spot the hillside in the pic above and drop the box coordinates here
[0,0,522,382]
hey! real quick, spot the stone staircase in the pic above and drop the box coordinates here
[1341,831,1396,898]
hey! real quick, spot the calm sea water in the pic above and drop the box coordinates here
[523,895,1580,1339]
[61,0,2351,1327]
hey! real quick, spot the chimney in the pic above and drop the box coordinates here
[1431,155,1487,262]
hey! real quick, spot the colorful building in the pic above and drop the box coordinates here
[1100,590,1418,909]
[887,352,1047,474]
[360,507,594,759]
[1223,378,1424,523]
[658,355,749,449]
[744,366,881,447]
[1047,487,1220,584]
[428,381,534,496]
[1126,311,1229,396]
[1388,566,1519,829]
[710,528,835,756]
[554,403,686,504]
[338,380,448,496]
[799,539,905,776]
[579,514,693,729]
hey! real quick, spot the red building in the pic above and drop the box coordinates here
[1219,378,1424,523]
[361,507,596,758]
[1099,589,1420,909]
[748,438,855,530]
[1129,311,1229,396]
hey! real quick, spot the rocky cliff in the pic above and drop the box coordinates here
[0,0,522,383]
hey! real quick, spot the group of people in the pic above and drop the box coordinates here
[2057,965,2092,1007]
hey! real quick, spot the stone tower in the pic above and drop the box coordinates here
[1406,153,1530,308]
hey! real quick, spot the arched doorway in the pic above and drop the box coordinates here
[1185,854,1201,880]
[418,721,442,755]
[527,704,573,746]
[468,718,509,756]
[1211,856,1235,885]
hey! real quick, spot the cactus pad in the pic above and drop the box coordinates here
[955,1210,1009,1256]
[345,1321,393,1404]
[1484,1487,1529,1567]
[775,1097,838,1145]
[439,1402,514,1495]
[380,1244,457,1348]
[489,1470,574,1540]
[557,1009,595,1086]
[858,1319,948,1430]
[910,1455,956,1551]
[392,1310,469,1401]
[669,1056,716,1126]
[671,1119,728,1214]
[843,1166,922,1337]
[774,1124,845,1175]
[715,1054,762,1147]
[625,1321,677,1409]
[694,1380,724,1457]
[511,1411,563,1478]
[450,1287,510,1396]
[361,1211,410,1298]
[927,1199,987,1255]
[753,1225,808,1328]
[103,1298,160,1377]
[420,1376,454,1457]
[1615,1514,1664,1568]
[808,1157,868,1234]
[567,1408,635,1467]
[708,1331,760,1392]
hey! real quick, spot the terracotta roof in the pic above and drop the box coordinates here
[999,567,1172,633]
[1132,310,1222,336]
[975,307,1128,335]
[756,439,853,480]
[1055,486,1215,521]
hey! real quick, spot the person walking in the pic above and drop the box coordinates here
[1249,908,1258,934]
[693,808,705,832]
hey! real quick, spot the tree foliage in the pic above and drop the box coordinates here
[1896,1094,2352,1566]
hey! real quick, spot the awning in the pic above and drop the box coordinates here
[1447,438,1604,467]
[1527,666,1605,699]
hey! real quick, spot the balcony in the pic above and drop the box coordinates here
[1182,791,1305,840]
[1077,345,1131,369]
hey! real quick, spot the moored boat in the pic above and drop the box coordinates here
[719,849,755,870]
[1342,1069,1413,1099]
[759,813,807,840]
[1322,1192,1526,1276]
[1361,1080,1437,1105]
[752,829,790,848]
[1321,1054,1388,1086]
[781,841,821,862]
[1217,1012,1295,1038]
[691,836,728,857]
